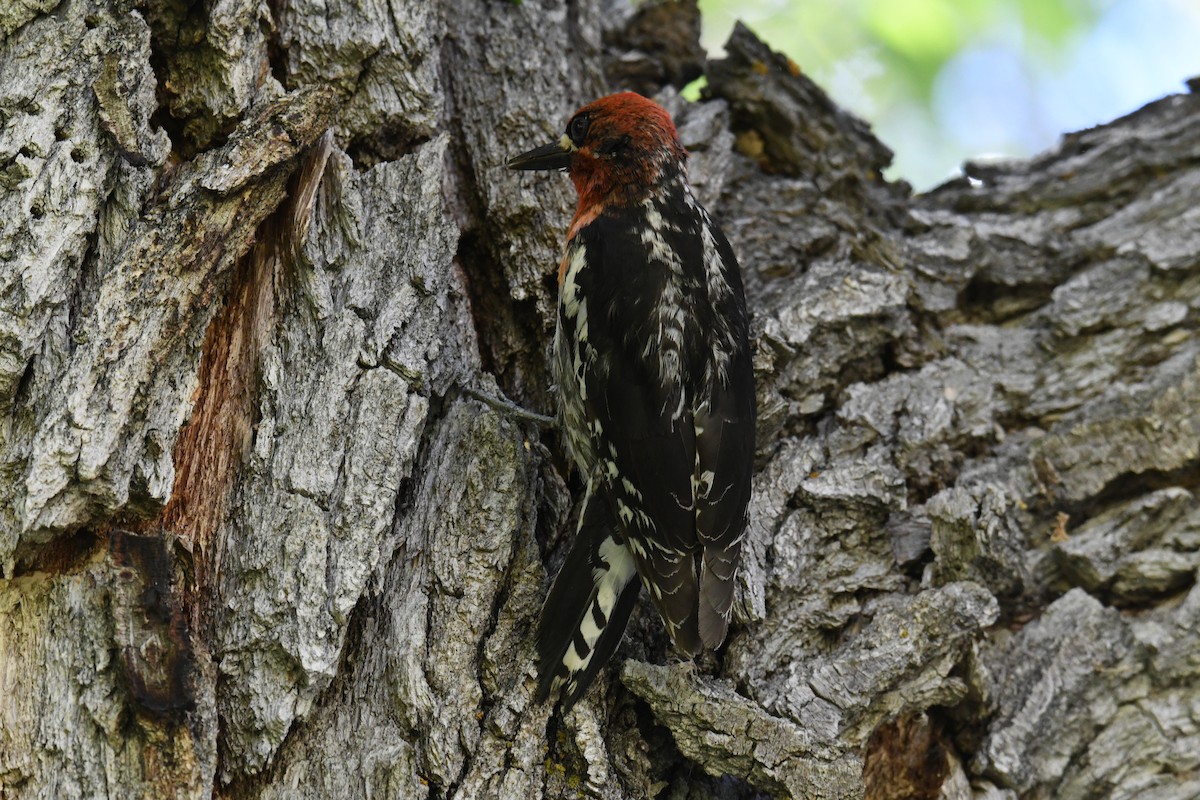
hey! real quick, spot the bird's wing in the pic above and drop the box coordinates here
[692,216,756,648]
[535,483,641,710]
[570,215,705,654]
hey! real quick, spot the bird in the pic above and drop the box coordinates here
[508,92,755,710]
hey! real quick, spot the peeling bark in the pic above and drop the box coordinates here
[2,2,1199,799]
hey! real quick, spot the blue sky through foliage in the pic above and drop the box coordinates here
[697,0,1200,189]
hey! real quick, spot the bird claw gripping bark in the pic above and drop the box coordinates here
[509,93,756,710]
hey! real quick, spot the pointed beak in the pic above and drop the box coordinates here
[507,140,573,171]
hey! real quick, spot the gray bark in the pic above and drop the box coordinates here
[1,1,1198,798]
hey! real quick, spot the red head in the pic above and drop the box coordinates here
[508,92,688,226]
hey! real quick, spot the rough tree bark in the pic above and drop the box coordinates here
[1,0,1198,798]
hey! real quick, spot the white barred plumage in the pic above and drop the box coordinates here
[509,92,756,710]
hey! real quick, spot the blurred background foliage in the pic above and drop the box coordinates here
[693,0,1200,189]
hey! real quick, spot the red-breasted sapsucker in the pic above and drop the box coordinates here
[509,92,755,709]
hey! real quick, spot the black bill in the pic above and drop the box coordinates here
[507,141,573,171]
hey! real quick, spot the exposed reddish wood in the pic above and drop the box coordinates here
[154,132,334,586]
[157,227,276,579]
[863,713,953,800]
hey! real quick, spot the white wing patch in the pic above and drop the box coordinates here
[698,209,736,384]
[556,241,596,474]
[561,245,587,318]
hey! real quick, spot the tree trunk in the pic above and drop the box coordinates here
[2,1,1198,798]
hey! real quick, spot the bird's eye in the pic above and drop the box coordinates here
[567,114,591,146]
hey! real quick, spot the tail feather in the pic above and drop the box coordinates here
[697,544,738,648]
[536,485,641,709]
[556,576,640,710]
[636,546,702,656]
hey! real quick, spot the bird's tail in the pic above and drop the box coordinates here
[536,484,641,710]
